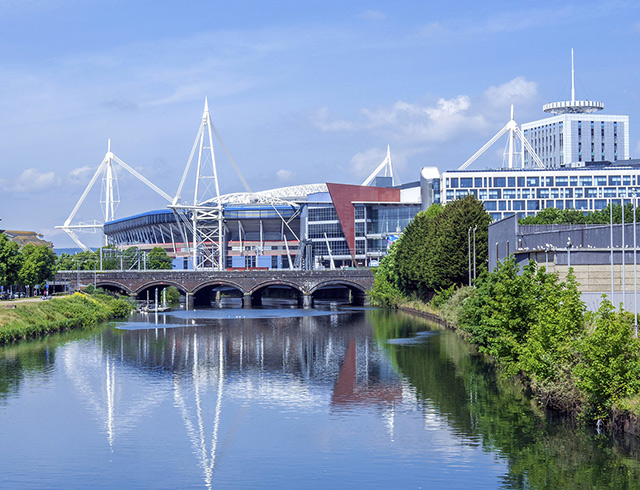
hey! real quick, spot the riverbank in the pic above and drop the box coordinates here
[0,293,134,344]
[394,276,640,437]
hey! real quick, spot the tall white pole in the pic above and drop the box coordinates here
[611,200,614,301]
[634,194,638,336]
[468,227,472,286]
[623,201,626,308]
[473,226,476,280]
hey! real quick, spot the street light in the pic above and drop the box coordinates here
[468,227,472,286]
[567,236,572,269]
[473,225,478,281]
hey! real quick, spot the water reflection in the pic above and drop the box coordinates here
[1,308,640,488]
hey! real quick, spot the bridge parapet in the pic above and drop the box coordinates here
[55,269,375,298]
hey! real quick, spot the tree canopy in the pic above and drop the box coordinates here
[370,195,491,303]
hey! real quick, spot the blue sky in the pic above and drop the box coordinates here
[1,0,639,247]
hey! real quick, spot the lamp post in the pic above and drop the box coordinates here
[473,225,478,281]
[567,237,572,269]
[468,227,472,286]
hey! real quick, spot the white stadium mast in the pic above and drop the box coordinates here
[458,105,544,171]
[170,99,227,270]
[57,141,173,251]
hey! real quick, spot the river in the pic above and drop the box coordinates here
[0,304,639,489]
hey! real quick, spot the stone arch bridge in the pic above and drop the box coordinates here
[55,269,374,308]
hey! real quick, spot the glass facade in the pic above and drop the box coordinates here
[441,166,640,221]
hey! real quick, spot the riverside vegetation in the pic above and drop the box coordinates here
[0,293,134,344]
[369,195,640,429]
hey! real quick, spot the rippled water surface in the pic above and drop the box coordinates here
[1,306,639,489]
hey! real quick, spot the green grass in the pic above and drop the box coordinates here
[0,293,133,344]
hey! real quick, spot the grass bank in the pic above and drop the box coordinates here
[0,293,134,344]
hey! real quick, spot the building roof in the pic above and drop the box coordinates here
[2,230,53,248]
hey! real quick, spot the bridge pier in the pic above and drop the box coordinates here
[302,293,313,309]
[243,293,253,308]
[186,292,194,311]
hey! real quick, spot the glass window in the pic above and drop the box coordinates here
[575,199,588,210]
[545,176,554,186]
[556,200,564,210]
[508,177,516,187]
[575,188,583,198]
[536,188,549,198]
[586,188,597,197]
[308,207,338,222]
[503,189,516,199]
[478,189,487,200]
[460,177,473,188]
[604,188,617,197]
[527,200,540,210]
[526,177,539,187]
[451,178,458,188]
[488,189,501,199]
[484,200,497,211]
[512,200,525,211]
[355,206,365,220]
[551,188,559,198]
[579,176,592,186]
[474,177,483,187]
[446,190,454,200]
[494,177,506,187]
[517,177,525,187]
[595,176,607,186]
[556,176,568,186]
[522,189,530,199]
[623,176,631,186]
[498,201,507,211]
[455,190,469,199]
[594,199,608,210]
[565,200,574,209]
[608,175,622,186]
[570,176,578,186]
[564,188,573,198]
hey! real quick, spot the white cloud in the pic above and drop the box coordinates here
[276,169,294,181]
[361,10,386,21]
[314,95,486,143]
[484,76,537,108]
[5,168,61,192]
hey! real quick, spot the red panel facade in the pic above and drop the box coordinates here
[326,183,401,258]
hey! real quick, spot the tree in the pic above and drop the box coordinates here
[393,195,491,298]
[574,301,640,421]
[147,247,173,270]
[0,233,22,287]
[19,244,57,290]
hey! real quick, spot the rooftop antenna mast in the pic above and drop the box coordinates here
[543,49,604,114]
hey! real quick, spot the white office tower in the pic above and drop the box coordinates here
[522,50,629,168]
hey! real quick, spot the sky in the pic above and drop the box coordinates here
[1,0,640,248]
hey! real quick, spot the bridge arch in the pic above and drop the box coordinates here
[192,280,247,307]
[249,280,307,307]
[95,280,134,296]
[310,280,369,306]
[133,281,189,302]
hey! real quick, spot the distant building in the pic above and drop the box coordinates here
[1,230,53,248]
[439,160,640,222]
